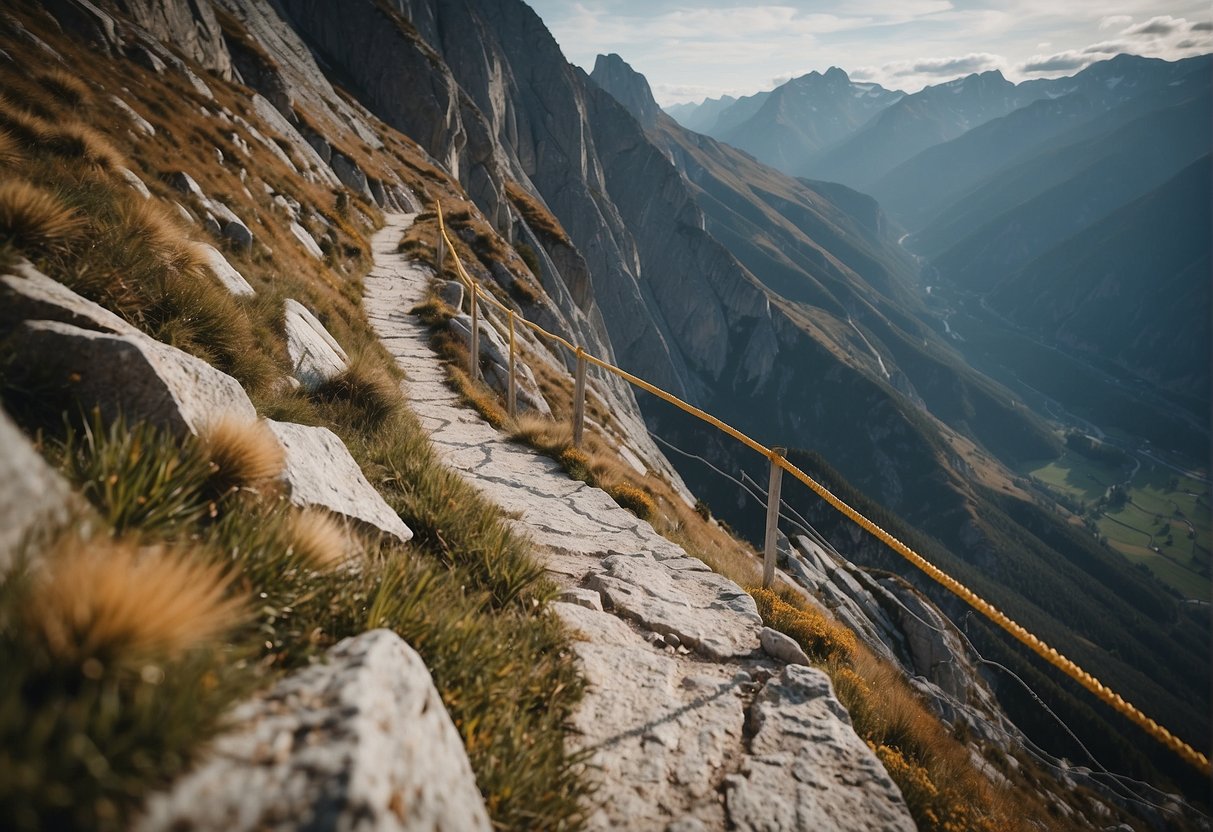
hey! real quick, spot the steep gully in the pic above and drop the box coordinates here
[365,213,915,831]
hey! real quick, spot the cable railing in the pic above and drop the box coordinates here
[431,201,1211,775]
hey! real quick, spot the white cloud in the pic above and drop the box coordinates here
[1122,15,1187,37]
[1099,15,1132,29]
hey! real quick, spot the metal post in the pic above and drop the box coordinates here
[469,282,480,382]
[572,349,587,447]
[507,310,517,418]
[763,447,785,588]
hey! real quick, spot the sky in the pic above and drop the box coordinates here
[525,1,1213,106]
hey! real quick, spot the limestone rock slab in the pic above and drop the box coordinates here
[759,627,810,666]
[283,299,347,390]
[267,419,411,543]
[289,221,324,259]
[138,629,488,832]
[726,665,915,832]
[555,601,744,831]
[198,243,254,297]
[0,408,76,574]
[0,261,135,336]
[6,320,255,437]
[586,553,762,661]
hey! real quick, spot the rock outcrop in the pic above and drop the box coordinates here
[7,319,256,437]
[137,630,490,832]
[267,419,413,544]
[726,665,916,832]
[282,299,348,390]
[0,408,76,573]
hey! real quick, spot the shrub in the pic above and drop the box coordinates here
[749,587,857,664]
[0,180,82,252]
[607,482,656,520]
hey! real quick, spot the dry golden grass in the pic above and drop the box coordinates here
[198,417,285,495]
[25,537,245,663]
[116,197,207,275]
[0,130,23,167]
[504,181,571,245]
[0,94,54,145]
[289,508,352,571]
[34,69,91,110]
[0,179,83,252]
[42,123,124,170]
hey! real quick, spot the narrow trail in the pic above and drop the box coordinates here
[364,213,916,832]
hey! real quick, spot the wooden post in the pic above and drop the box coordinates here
[572,349,587,447]
[507,310,517,418]
[469,281,480,382]
[763,447,786,588]
[436,223,446,278]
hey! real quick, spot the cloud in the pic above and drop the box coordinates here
[1082,40,1129,54]
[1099,15,1132,30]
[1020,51,1098,73]
[895,53,1004,76]
[1036,41,1052,49]
[1122,15,1186,37]
[1191,21,1213,32]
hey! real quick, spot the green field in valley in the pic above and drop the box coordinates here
[1023,451,1211,599]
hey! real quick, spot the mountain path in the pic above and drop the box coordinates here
[364,213,916,832]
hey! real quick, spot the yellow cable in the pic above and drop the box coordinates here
[428,200,1211,775]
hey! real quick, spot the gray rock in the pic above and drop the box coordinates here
[449,312,551,416]
[726,665,916,832]
[289,221,324,259]
[759,627,810,666]
[138,630,486,832]
[197,243,254,297]
[266,420,411,544]
[0,408,76,574]
[116,166,152,199]
[558,587,604,612]
[171,201,194,225]
[0,261,135,336]
[330,151,374,202]
[585,553,762,661]
[109,95,155,136]
[221,219,253,251]
[283,299,347,390]
[167,170,206,200]
[436,279,464,311]
[555,601,744,830]
[6,320,255,437]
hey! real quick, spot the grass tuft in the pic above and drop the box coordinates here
[0,130,23,167]
[311,355,402,430]
[198,417,285,497]
[24,537,245,664]
[288,508,352,571]
[0,180,83,252]
[42,124,124,170]
[605,482,656,520]
[34,70,91,110]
